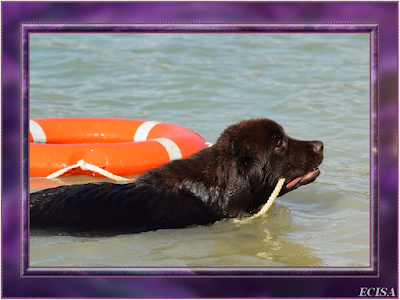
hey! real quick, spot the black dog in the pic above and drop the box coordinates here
[30,118,323,235]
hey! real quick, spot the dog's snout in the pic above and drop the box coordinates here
[313,141,324,153]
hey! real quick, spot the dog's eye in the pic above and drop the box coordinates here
[275,140,284,150]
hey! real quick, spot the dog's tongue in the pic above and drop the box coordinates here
[285,177,302,189]
[285,169,319,189]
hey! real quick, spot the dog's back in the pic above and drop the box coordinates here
[30,179,221,235]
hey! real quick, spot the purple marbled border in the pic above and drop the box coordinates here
[22,24,377,278]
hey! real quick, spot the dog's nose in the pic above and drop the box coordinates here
[313,141,324,153]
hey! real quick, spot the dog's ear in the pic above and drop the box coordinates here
[229,137,259,175]
[237,155,258,176]
[229,135,252,159]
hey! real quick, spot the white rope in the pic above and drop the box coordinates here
[234,178,285,223]
[45,141,211,182]
[250,178,285,219]
[46,159,130,183]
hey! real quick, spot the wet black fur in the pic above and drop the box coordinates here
[30,118,323,235]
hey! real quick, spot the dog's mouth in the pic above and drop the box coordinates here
[282,168,320,191]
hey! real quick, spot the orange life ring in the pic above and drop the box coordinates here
[29,117,207,177]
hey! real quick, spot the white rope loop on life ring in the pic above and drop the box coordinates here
[30,118,209,177]
[46,160,130,183]
[46,142,212,182]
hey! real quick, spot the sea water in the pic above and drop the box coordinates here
[29,32,370,267]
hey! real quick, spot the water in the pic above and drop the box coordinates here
[29,32,371,267]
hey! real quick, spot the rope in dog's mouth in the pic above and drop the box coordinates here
[250,177,285,219]
[234,178,285,223]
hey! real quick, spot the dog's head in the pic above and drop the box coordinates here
[215,118,323,214]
